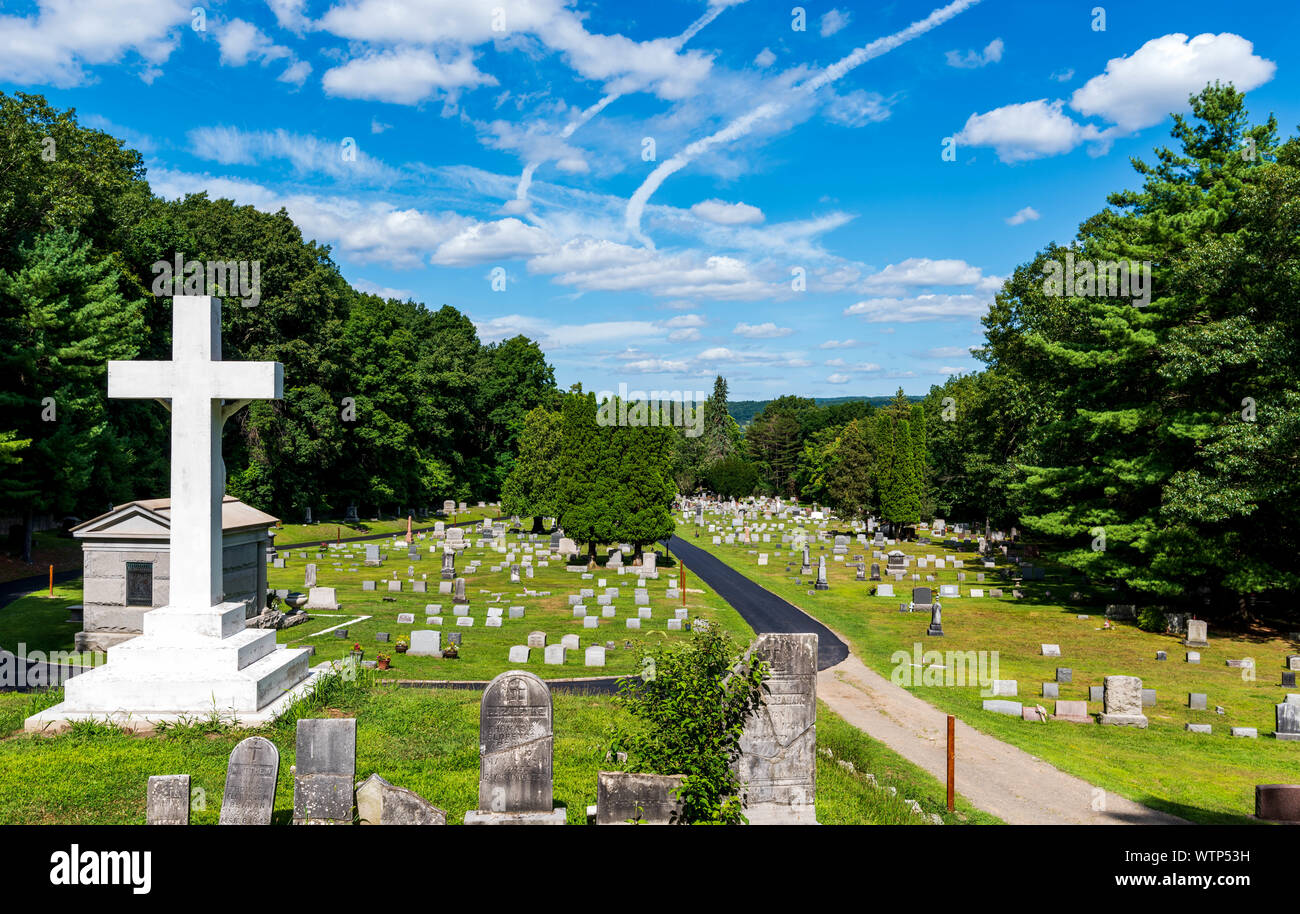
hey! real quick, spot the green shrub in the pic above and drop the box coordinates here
[608,626,767,824]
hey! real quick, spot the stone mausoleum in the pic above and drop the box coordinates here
[72,495,276,652]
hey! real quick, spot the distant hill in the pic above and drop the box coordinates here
[727,395,922,427]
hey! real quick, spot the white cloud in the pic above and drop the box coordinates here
[371,119,393,134]
[690,199,765,226]
[734,321,793,339]
[825,89,894,127]
[945,37,1002,68]
[668,328,701,343]
[148,167,475,269]
[622,358,691,373]
[1005,206,1040,225]
[954,98,1101,163]
[432,217,556,266]
[845,293,989,322]
[0,0,191,86]
[217,19,288,66]
[663,313,707,328]
[322,47,497,105]
[826,372,851,384]
[820,9,851,37]
[279,59,312,85]
[819,339,857,349]
[352,279,415,300]
[957,33,1275,163]
[528,238,773,300]
[862,257,984,289]
[317,0,716,100]
[476,314,664,349]
[924,345,976,359]
[1070,32,1275,132]
[187,127,399,182]
[1050,68,1074,82]
[268,0,312,32]
[754,47,776,67]
[695,347,810,368]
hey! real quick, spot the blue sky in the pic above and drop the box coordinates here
[3,0,1298,399]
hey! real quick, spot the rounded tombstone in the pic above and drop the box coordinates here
[477,670,553,814]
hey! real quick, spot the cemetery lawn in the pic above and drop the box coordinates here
[272,507,500,547]
[678,522,1300,824]
[0,682,996,824]
[267,534,753,681]
[0,581,101,666]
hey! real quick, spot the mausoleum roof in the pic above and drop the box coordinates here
[71,495,279,540]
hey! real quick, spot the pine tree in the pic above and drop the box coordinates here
[703,375,737,464]
[0,228,145,560]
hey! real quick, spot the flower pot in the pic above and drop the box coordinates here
[395,644,408,654]
[376,658,391,670]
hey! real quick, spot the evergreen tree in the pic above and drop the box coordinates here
[999,83,1299,609]
[703,375,738,464]
[0,228,146,560]
[501,406,563,531]
[823,419,874,522]
[557,391,615,563]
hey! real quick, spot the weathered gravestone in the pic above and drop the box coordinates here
[1276,702,1300,741]
[356,773,445,825]
[147,775,191,825]
[220,735,280,825]
[1099,675,1148,728]
[463,670,565,825]
[306,587,338,610]
[595,772,685,825]
[737,633,818,824]
[293,718,356,825]
[1185,619,1209,648]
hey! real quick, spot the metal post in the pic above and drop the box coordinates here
[947,714,955,813]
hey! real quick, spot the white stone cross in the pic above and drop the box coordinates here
[108,296,282,611]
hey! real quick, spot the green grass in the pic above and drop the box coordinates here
[273,506,500,547]
[268,532,754,681]
[679,519,1300,823]
[0,676,991,824]
[0,582,102,666]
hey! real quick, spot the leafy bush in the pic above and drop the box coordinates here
[608,626,768,824]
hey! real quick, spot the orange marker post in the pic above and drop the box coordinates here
[49,564,54,597]
[946,714,955,812]
[679,564,686,606]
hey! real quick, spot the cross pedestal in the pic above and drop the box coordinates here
[27,297,324,732]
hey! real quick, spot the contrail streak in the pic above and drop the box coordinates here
[510,1,737,212]
[624,0,981,243]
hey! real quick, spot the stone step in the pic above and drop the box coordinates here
[142,602,248,640]
[107,627,279,675]
[62,646,312,714]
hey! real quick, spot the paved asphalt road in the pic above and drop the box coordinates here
[665,535,848,671]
